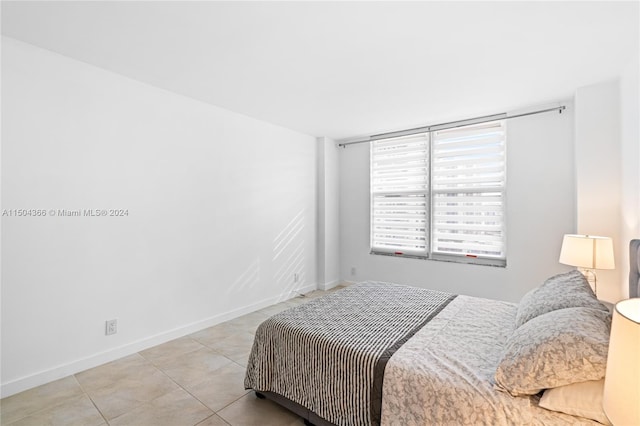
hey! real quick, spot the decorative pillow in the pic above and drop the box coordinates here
[515,270,608,328]
[495,307,611,396]
[539,379,611,425]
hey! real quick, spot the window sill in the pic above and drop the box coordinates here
[369,251,506,268]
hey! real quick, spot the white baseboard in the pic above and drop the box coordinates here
[1,287,312,398]
[293,282,317,295]
[318,279,340,291]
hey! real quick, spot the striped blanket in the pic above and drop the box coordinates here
[244,282,456,426]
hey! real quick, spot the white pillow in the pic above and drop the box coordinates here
[539,379,611,425]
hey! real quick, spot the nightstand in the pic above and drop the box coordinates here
[600,301,614,312]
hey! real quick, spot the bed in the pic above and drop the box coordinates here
[245,240,640,426]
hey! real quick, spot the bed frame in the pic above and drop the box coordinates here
[255,391,335,426]
[630,239,639,298]
[257,239,640,426]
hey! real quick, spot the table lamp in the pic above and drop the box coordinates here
[603,298,640,425]
[559,234,615,296]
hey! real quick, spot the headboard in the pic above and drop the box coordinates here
[630,239,640,297]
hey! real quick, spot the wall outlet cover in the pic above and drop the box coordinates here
[105,319,117,336]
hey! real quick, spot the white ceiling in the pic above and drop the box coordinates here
[2,1,638,140]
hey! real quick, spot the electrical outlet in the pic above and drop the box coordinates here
[294,273,299,283]
[105,319,118,336]
[351,266,356,276]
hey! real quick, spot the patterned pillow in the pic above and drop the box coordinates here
[494,307,611,397]
[515,271,608,328]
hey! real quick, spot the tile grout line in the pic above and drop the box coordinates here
[76,353,188,425]
[138,352,213,425]
[139,346,242,425]
[1,379,95,426]
[70,375,110,426]
[137,336,207,369]
[83,358,152,424]
[134,334,257,424]
[1,299,319,426]
[195,413,232,426]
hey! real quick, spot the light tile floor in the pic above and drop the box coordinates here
[1,288,339,426]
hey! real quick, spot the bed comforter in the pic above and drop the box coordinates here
[246,283,601,426]
[245,282,455,426]
[382,295,600,425]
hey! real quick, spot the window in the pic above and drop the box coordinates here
[370,120,506,266]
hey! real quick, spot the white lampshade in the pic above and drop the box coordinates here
[559,234,615,270]
[603,298,640,425]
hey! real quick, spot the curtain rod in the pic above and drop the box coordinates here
[337,105,566,148]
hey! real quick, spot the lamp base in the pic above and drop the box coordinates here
[578,268,598,297]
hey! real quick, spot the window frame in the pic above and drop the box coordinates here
[370,120,507,267]
[369,133,430,258]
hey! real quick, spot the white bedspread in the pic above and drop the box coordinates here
[381,295,601,426]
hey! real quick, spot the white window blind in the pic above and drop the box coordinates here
[431,121,506,260]
[371,134,429,256]
[370,120,506,265]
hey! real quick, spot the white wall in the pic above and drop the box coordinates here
[339,105,576,303]
[316,137,340,290]
[619,56,640,299]
[1,37,317,396]
[574,80,623,302]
